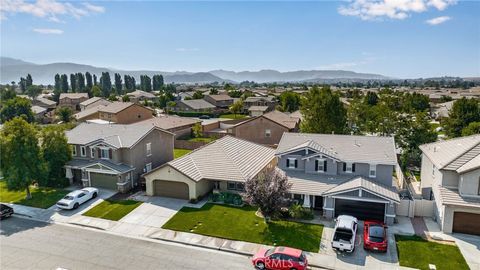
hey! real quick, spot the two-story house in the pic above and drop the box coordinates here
[276,133,400,225]
[419,135,480,235]
[59,93,89,111]
[243,96,276,113]
[64,122,174,193]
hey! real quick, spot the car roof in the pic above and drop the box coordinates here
[274,246,302,257]
[66,190,84,196]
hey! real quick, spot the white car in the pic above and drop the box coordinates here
[56,188,99,210]
[331,215,358,252]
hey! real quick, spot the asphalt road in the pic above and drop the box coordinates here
[0,216,252,270]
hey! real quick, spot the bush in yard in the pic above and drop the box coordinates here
[243,167,292,219]
[289,203,314,220]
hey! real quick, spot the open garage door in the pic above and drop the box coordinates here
[453,212,480,236]
[153,180,189,200]
[335,199,385,222]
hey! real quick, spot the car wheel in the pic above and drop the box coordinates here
[256,261,265,269]
[92,192,97,199]
[73,203,79,209]
[290,268,297,270]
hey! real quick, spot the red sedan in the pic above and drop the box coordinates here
[252,246,308,270]
[363,221,388,252]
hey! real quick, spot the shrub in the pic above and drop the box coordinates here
[288,203,314,220]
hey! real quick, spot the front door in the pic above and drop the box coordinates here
[314,196,323,210]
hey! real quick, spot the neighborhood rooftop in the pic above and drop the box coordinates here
[134,115,199,130]
[181,99,216,110]
[276,133,397,165]
[79,97,105,106]
[59,93,89,99]
[205,94,232,101]
[98,102,150,114]
[261,110,300,129]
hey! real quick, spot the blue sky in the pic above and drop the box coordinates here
[1,0,479,78]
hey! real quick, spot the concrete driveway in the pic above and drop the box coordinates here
[452,233,480,270]
[119,196,187,227]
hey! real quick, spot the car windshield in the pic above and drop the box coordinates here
[333,228,353,241]
[368,225,385,243]
[63,195,74,200]
[265,248,275,257]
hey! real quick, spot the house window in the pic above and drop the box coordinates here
[316,159,326,172]
[90,147,95,158]
[100,148,110,159]
[236,182,245,191]
[344,162,354,173]
[80,146,86,157]
[227,182,244,191]
[265,129,271,137]
[369,164,377,178]
[287,158,297,169]
[146,142,152,156]
[72,145,76,156]
[145,163,152,172]
[126,173,131,182]
[227,182,236,190]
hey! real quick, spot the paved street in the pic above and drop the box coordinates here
[0,217,252,270]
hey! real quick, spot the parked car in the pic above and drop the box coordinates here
[252,246,308,270]
[56,188,98,210]
[331,215,358,252]
[199,115,211,119]
[363,220,388,252]
[0,204,14,219]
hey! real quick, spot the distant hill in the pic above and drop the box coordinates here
[1,56,390,84]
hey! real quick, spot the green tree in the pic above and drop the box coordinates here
[40,126,72,187]
[0,97,34,123]
[279,91,300,112]
[114,73,123,95]
[192,91,204,99]
[0,86,17,102]
[0,118,45,199]
[76,73,86,92]
[26,85,43,100]
[461,122,480,136]
[26,74,33,88]
[60,74,69,93]
[85,72,93,91]
[91,85,101,97]
[99,72,112,97]
[443,98,480,137]
[209,88,218,95]
[300,86,347,134]
[56,107,73,122]
[192,122,202,138]
[152,75,164,91]
[364,91,378,106]
[122,95,130,102]
[108,94,119,101]
[70,73,77,92]
[19,77,27,92]
[140,75,152,92]
[229,99,244,118]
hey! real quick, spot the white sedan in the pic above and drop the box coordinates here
[56,188,99,210]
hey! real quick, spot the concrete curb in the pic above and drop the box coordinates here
[68,222,106,231]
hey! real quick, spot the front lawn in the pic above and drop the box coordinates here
[219,114,248,120]
[0,181,69,209]
[163,203,323,252]
[83,199,142,221]
[174,148,192,159]
[395,235,469,270]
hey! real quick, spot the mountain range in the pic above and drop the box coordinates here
[0,57,390,85]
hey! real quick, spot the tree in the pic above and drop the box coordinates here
[462,122,480,136]
[114,73,123,95]
[243,168,292,219]
[76,73,85,92]
[443,98,480,137]
[192,90,204,99]
[1,86,17,102]
[364,91,378,106]
[40,126,72,187]
[0,97,34,123]
[56,107,73,122]
[19,77,27,92]
[60,74,69,93]
[85,72,93,91]
[300,86,347,134]
[122,95,130,102]
[91,85,101,97]
[70,73,77,92]
[229,99,243,118]
[279,91,300,112]
[192,122,202,138]
[108,94,119,101]
[140,75,152,92]
[209,88,218,95]
[99,72,112,97]
[152,75,164,91]
[26,74,33,88]
[166,101,176,113]
[26,85,42,100]
[93,74,98,86]
[0,118,45,199]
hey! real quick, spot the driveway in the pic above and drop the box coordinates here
[119,196,187,227]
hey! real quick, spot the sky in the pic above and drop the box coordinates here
[1,0,479,78]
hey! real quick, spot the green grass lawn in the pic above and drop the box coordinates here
[0,181,69,209]
[219,114,248,119]
[163,203,323,252]
[188,137,216,143]
[395,235,469,270]
[174,148,192,159]
[83,199,142,221]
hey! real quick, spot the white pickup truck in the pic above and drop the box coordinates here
[331,215,358,252]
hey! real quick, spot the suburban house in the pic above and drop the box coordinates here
[79,97,111,111]
[143,136,276,200]
[74,105,107,122]
[203,94,233,109]
[126,90,157,104]
[248,106,270,117]
[31,105,49,123]
[419,135,480,235]
[276,133,400,225]
[98,102,154,124]
[59,93,89,111]
[431,100,455,120]
[172,99,216,114]
[65,122,174,193]
[32,97,57,110]
[243,96,276,113]
[134,115,199,138]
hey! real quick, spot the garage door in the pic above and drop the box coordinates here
[90,173,117,190]
[453,212,480,235]
[335,199,385,222]
[153,180,189,200]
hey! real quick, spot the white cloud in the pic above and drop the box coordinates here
[338,0,456,20]
[426,15,451,25]
[33,28,63,34]
[0,0,105,21]
[175,48,200,52]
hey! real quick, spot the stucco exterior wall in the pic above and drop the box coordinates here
[145,165,196,199]
[459,168,480,196]
[99,105,153,124]
[442,206,480,233]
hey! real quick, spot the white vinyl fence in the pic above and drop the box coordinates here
[396,198,434,218]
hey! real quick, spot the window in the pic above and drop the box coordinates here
[126,173,131,182]
[100,148,110,159]
[227,182,236,190]
[287,158,297,169]
[72,145,76,156]
[344,162,354,173]
[369,164,377,178]
[80,146,86,157]
[316,159,326,172]
[236,182,245,191]
[146,142,152,156]
[265,129,271,138]
[90,147,95,158]
[78,193,86,198]
[145,163,152,172]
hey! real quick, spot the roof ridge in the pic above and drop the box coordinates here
[219,137,249,181]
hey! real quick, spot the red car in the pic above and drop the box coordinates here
[363,220,388,252]
[252,246,308,270]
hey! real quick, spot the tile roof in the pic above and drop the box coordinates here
[419,135,480,171]
[127,90,156,98]
[248,106,269,112]
[35,97,56,106]
[31,105,47,114]
[79,97,104,106]
[59,93,89,99]
[66,159,134,173]
[74,105,107,120]
[180,99,216,110]
[134,115,199,130]
[276,133,397,165]
[205,94,233,101]
[439,186,480,209]
[151,136,275,182]
[323,176,400,203]
[244,96,275,102]
[98,102,152,114]
[261,110,300,129]
[286,171,352,195]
